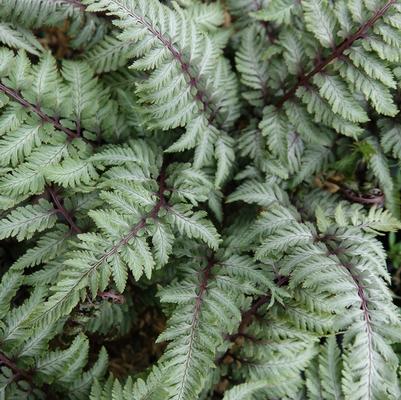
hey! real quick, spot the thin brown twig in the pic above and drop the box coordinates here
[340,187,385,206]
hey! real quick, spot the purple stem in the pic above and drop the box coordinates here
[0,352,33,383]
[109,2,220,125]
[276,0,396,108]
[0,83,79,140]
[47,187,82,234]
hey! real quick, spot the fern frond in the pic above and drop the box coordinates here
[156,250,265,399]
[11,224,70,270]
[0,0,401,398]
[0,199,57,241]
[83,33,136,73]
[0,0,107,48]
[236,25,269,106]
[32,153,219,326]
[0,22,43,55]
[84,0,240,185]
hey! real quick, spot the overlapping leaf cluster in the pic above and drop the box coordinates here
[1,1,401,399]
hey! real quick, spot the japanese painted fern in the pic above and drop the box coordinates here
[1,1,401,400]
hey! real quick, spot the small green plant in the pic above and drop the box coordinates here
[1,1,401,399]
